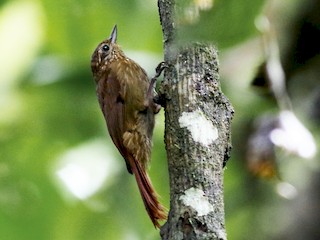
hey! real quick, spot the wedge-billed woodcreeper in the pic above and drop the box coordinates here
[90,25,166,228]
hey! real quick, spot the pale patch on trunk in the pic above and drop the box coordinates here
[179,187,214,216]
[179,110,218,146]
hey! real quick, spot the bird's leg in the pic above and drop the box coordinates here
[147,61,169,113]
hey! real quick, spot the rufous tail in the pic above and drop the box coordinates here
[129,155,167,228]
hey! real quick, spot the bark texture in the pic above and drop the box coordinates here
[158,0,234,239]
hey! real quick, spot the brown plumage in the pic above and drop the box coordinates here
[90,25,166,228]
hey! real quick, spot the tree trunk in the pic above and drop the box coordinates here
[158,1,234,239]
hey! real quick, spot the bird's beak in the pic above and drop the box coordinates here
[110,25,117,44]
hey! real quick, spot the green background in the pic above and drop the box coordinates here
[0,0,319,239]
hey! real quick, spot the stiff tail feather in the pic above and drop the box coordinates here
[129,155,167,228]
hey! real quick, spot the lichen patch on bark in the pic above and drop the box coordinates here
[179,187,214,216]
[178,110,219,146]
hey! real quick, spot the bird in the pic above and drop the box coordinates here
[90,25,166,228]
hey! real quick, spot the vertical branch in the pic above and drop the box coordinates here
[158,0,176,63]
[158,1,233,239]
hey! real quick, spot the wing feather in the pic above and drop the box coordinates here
[96,71,132,173]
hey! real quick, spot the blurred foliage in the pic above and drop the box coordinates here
[0,0,319,240]
[176,0,265,48]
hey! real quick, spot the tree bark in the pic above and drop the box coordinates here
[158,0,234,239]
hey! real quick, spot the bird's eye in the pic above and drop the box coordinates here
[102,44,109,51]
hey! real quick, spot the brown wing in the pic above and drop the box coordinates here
[96,66,167,227]
[96,70,133,173]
